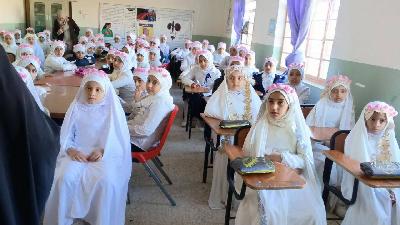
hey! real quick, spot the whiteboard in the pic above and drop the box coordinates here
[99,3,193,49]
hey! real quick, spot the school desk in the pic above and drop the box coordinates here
[43,85,79,118]
[200,113,237,183]
[309,126,339,142]
[35,71,82,87]
[183,86,210,139]
[322,150,400,206]
[224,144,306,225]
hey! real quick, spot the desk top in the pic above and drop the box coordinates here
[184,85,209,94]
[35,71,82,87]
[200,113,237,136]
[44,86,79,119]
[225,144,306,190]
[309,126,339,142]
[323,150,400,188]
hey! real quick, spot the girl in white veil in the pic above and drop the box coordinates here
[306,75,355,186]
[341,101,400,225]
[205,65,262,209]
[286,63,310,104]
[43,68,131,225]
[235,83,326,225]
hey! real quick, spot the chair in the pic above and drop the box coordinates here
[322,130,359,211]
[130,105,179,206]
[300,104,315,119]
[225,126,251,225]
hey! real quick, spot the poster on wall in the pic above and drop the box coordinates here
[99,3,127,41]
[154,8,193,49]
[136,8,157,22]
[138,23,154,37]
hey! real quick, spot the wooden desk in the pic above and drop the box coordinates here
[44,86,78,118]
[225,144,306,190]
[35,71,82,87]
[200,113,237,136]
[323,150,400,188]
[309,126,339,142]
[184,85,209,94]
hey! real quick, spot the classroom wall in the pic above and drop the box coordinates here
[326,0,400,132]
[0,0,26,31]
[71,0,231,46]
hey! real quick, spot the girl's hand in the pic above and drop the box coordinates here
[87,149,104,162]
[265,153,282,162]
[134,86,145,102]
[67,148,88,162]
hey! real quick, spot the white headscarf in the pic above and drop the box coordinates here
[59,68,131,178]
[306,75,355,130]
[73,43,86,53]
[50,40,65,55]
[16,44,34,59]
[122,45,137,68]
[133,67,149,82]
[137,47,149,63]
[3,32,17,54]
[147,67,173,106]
[217,42,226,49]
[14,66,46,112]
[17,55,45,77]
[243,83,322,223]
[341,101,400,199]
[114,51,131,71]
[204,65,261,122]
[197,50,215,73]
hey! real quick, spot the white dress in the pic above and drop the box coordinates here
[44,55,77,73]
[235,125,326,225]
[213,52,229,65]
[291,83,310,104]
[180,53,196,72]
[128,94,174,150]
[111,69,135,104]
[180,65,221,97]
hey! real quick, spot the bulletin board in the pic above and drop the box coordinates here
[99,3,193,49]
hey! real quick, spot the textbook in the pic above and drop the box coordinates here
[219,120,251,129]
[230,156,275,175]
[360,162,400,179]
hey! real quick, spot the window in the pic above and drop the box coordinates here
[280,0,341,84]
[231,0,257,47]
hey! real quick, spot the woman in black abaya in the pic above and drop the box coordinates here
[0,45,60,225]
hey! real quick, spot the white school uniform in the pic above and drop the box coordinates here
[287,65,310,104]
[213,51,229,65]
[181,64,221,97]
[341,102,400,225]
[128,68,174,150]
[235,84,327,225]
[44,41,77,73]
[180,52,196,72]
[43,71,132,225]
[205,65,261,209]
[112,52,135,104]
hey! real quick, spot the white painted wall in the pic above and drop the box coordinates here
[0,0,25,24]
[331,0,400,70]
[71,0,230,36]
[252,0,280,45]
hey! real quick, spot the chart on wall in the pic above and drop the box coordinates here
[100,3,193,49]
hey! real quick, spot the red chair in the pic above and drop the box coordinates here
[131,105,179,206]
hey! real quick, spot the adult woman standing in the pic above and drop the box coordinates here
[52,10,80,54]
[101,23,114,44]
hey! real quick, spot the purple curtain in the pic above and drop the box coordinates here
[285,0,315,66]
[233,0,245,45]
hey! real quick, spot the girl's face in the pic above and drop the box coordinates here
[80,40,87,45]
[87,47,94,54]
[267,91,289,120]
[150,41,156,47]
[7,53,15,63]
[264,62,274,74]
[185,43,190,49]
[229,48,237,56]
[114,37,120,43]
[191,47,198,55]
[14,33,20,39]
[39,36,45,43]
[76,51,85,60]
[85,31,91,37]
[288,69,302,86]
[106,54,115,64]
[137,54,144,62]
[366,112,388,134]
[26,64,38,80]
[113,56,124,70]
[239,50,246,57]
[149,52,156,61]
[21,51,32,57]
[160,37,166,43]
[146,75,161,95]
[330,85,348,103]
[84,81,105,104]
[5,35,12,45]
[218,48,225,54]
[198,55,208,70]
[127,36,132,42]
[227,71,246,91]
[121,47,129,54]
[27,37,35,45]
[134,77,146,89]
[244,54,252,66]
[95,47,104,54]
[54,47,64,57]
